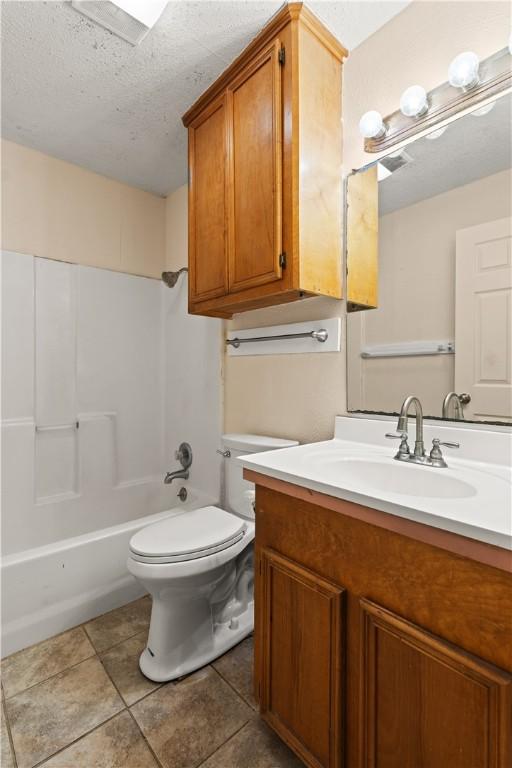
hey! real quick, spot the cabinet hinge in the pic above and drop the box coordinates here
[278,46,285,65]
[279,252,287,269]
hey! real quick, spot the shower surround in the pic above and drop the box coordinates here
[1,251,222,655]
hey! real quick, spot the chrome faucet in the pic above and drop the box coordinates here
[164,467,189,484]
[397,395,425,458]
[386,395,460,468]
[164,442,192,484]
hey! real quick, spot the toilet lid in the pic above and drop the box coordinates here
[129,506,247,562]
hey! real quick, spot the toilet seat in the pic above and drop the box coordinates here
[129,506,247,564]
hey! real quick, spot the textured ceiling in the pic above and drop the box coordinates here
[379,93,512,215]
[1,0,411,196]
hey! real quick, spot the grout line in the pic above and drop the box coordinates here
[126,707,165,768]
[210,662,257,712]
[3,653,98,702]
[86,624,150,658]
[2,686,18,768]
[33,709,127,768]
[123,678,167,707]
[195,718,252,767]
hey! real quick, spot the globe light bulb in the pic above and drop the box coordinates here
[359,110,386,139]
[426,126,448,140]
[448,51,480,89]
[399,85,428,117]
[471,101,496,117]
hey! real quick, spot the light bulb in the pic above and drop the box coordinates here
[399,85,428,117]
[448,51,480,89]
[471,101,496,117]
[426,126,448,140]
[359,110,386,139]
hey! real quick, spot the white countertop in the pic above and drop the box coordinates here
[238,417,512,550]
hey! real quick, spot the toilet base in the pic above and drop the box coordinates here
[139,599,254,682]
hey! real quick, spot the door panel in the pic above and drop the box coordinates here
[228,40,283,293]
[455,217,512,420]
[360,599,512,768]
[188,96,228,303]
[260,548,344,768]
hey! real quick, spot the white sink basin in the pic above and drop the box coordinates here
[321,458,477,499]
[238,417,512,550]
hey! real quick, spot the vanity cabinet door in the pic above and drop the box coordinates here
[188,94,228,304]
[259,548,344,768]
[360,598,512,768]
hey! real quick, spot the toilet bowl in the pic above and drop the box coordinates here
[127,433,298,682]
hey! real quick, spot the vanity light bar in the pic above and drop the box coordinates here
[359,43,512,152]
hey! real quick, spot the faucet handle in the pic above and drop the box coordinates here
[432,438,460,449]
[429,438,459,467]
[385,432,410,458]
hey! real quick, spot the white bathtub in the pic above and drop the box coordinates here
[1,490,216,657]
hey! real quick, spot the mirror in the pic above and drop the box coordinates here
[347,92,512,424]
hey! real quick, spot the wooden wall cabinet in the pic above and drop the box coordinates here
[182,3,347,318]
[346,166,378,312]
[253,485,512,768]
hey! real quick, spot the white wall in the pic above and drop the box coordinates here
[1,251,221,556]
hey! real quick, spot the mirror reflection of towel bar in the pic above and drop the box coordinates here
[361,341,454,359]
[226,329,328,348]
[35,422,79,431]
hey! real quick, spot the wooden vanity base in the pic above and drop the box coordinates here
[252,482,512,768]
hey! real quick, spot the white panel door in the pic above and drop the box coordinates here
[455,218,512,421]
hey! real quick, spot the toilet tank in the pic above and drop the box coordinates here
[222,434,298,520]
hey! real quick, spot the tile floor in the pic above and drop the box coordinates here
[1,597,302,768]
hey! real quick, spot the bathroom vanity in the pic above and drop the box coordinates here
[241,418,512,768]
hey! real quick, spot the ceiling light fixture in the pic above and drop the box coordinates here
[360,44,509,152]
[358,111,386,139]
[71,0,168,45]
[448,51,480,90]
[399,85,428,117]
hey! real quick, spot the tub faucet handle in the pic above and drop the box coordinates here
[216,449,231,458]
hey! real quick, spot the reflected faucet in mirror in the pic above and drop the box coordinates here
[442,392,471,420]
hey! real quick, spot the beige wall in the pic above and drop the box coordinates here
[165,184,188,272]
[347,169,512,417]
[1,139,166,278]
[224,0,510,443]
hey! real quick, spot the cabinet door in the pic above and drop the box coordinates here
[188,95,228,303]
[227,40,283,293]
[360,598,512,768]
[260,548,344,768]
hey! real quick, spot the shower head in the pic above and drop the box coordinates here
[162,268,188,288]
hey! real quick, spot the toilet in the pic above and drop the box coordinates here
[127,433,298,682]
